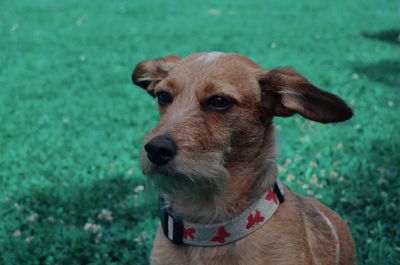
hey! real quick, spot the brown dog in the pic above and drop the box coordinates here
[132,52,356,265]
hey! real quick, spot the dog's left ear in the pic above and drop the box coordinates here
[258,67,353,123]
[132,55,181,96]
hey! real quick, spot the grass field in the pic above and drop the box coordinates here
[1,0,399,264]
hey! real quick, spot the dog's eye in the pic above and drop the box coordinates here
[205,96,234,111]
[156,91,173,106]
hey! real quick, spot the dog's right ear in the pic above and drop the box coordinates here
[132,55,181,96]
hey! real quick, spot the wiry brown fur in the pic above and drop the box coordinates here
[132,52,356,265]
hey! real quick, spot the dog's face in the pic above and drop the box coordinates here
[132,52,352,194]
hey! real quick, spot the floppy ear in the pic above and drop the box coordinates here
[132,55,181,96]
[259,67,353,123]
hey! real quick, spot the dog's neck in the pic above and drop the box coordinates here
[162,125,277,224]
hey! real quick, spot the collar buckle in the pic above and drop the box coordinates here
[273,182,284,203]
[160,207,184,245]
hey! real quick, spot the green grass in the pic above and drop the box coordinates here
[0,0,399,264]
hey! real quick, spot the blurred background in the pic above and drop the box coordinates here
[0,0,399,264]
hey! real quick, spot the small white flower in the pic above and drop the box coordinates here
[310,174,318,185]
[97,209,113,221]
[286,174,295,182]
[134,185,144,193]
[330,171,339,178]
[208,9,221,16]
[351,73,360,80]
[14,203,22,211]
[13,230,21,237]
[298,136,310,143]
[310,161,318,168]
[76,15,87,26]
[27,213,39,222]
[84,223,101,233]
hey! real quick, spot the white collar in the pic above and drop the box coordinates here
[159,179,285,246]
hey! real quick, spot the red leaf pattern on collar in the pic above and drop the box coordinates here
[183,227,196,240]
[246,210,265,230]
[211,226,230,244]
[266,189,278,204]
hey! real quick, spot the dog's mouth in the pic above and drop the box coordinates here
[140,150,229,193]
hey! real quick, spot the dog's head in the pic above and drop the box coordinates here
[132,52,352,194]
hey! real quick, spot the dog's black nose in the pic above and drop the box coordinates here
[144,136,177,166]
